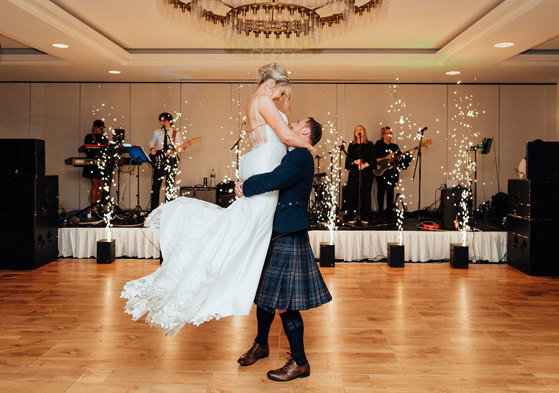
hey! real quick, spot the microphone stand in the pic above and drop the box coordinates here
[355,135,363,227]
[338,141,347,220]
[412,127,427,221]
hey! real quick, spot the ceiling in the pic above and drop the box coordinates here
[0,0,558,83]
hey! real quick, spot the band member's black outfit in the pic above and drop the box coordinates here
[345,141,375,220]
[374,139,401,217]
[150,128,180,211]
[82,133,107,179]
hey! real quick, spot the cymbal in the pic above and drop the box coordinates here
[314,155,323,159]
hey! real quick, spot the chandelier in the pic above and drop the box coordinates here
[159,0,384,50]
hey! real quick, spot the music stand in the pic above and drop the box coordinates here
[123,144,151,210]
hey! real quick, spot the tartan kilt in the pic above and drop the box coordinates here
[254,231,332,312]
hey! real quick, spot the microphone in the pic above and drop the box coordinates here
[230,136,242,151]
[420,127,428,133]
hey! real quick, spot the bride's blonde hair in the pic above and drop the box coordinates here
[258,63,291,113]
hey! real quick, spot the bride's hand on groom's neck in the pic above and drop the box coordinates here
[308,145,317,158]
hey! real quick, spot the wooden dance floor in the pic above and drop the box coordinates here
[1,260,559,392]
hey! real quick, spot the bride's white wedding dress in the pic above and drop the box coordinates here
[121,106,287,336]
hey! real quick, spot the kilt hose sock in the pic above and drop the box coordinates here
[255,306,275,347]
[280,310,308,366]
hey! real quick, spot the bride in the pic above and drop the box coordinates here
[121,63,316,335]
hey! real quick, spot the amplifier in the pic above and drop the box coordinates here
[440,186,471,230]
[180,186,217,204]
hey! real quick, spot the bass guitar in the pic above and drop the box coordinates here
[150,137,202,169]
[373,139,432,176]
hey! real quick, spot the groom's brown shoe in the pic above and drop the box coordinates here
[267,355,310,381]
[237,342,269,366]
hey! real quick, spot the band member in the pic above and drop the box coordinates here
[149,112,186,211]
[374,126,401,218]
[82,119,108,204]
[345,125,375,221]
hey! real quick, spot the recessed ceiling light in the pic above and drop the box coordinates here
[51,43,69,49]
[108,70,121,74]
[494,42,514,48]
[445,71,461,76]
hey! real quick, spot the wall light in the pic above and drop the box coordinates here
[51,43,69,48]
[445,71,461,76]
[108,70,121,74]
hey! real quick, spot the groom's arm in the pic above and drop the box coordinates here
[243,149,312,197]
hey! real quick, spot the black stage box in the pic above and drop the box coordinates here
[0,139,45,177]
[0,176,58,216]
[0,213,58,270]
[526,141,559,181]
[507,179,559,220]
[387,243,404,267]
[507,215,559,276]
[450,243,469,269]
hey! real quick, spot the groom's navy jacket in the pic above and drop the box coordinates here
[243,148,314,233]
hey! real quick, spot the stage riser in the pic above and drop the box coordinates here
[58,228,506,263]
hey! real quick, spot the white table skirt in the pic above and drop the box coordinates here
[308,230,506,262]
[58,227,160,259]
[59,227,506,262]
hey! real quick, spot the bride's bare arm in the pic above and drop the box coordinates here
[258,96,317,156]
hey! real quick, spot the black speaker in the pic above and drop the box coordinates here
[440,186,470,230]
[0,139,45,177]
[526,141,559,181]
[507,179,559,220]
[507,216,559,276]
[0,176,58,216]
[0,213,58,270]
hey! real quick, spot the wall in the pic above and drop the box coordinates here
[0,82,556,213]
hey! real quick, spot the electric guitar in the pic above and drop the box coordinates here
[373,139,432,176]
[150,137,202,169]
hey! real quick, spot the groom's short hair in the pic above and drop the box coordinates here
[306,117,322,146]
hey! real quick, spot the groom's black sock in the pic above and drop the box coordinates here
[255,306,275,347]
[280,310,308,366]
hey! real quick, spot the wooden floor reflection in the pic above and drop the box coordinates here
[1,260,559,392]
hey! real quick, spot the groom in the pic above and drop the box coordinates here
[235,117,332,382]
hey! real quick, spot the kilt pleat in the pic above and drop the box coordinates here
[254,231,332,312]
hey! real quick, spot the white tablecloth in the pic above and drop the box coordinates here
[58,227,160,259]
[59,228,506,262]
[308,230,506,262]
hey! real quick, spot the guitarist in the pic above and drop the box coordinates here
[374,126,407,219]
[149,112,187,211]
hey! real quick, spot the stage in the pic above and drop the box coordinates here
[58,226,507,263]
